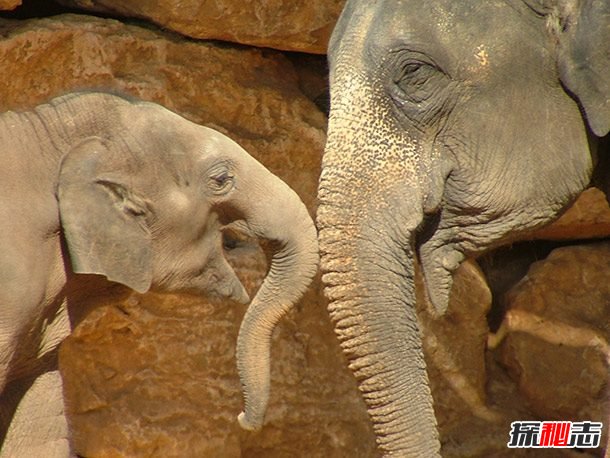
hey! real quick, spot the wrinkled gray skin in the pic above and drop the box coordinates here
[0,92,318,456]
[317,0,609,456]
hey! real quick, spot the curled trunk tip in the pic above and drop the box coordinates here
[237,411,262,431]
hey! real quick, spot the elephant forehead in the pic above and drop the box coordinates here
[349,0,533,79]
[200,129,230,154]
[195,127,246,161]
[124,103,201,145]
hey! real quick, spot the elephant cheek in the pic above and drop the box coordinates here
[149,244,249,304]
[209,268,250,304]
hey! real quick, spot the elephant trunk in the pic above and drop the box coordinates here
[317,60,442,453]
[234,169,318,431]
[317,183,440,456]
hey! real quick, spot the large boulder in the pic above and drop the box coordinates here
[416,261,502,455]
[528,188,610,241]
[0,0,20,11]
[58,0,346,53]
[493,242,610,449]
[61,247,377,457]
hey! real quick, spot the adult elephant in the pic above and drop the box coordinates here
[0,92,318,456]
[317,0,609,456]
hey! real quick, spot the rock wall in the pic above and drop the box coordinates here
[0,0,20,11]
[495,243,610,423]
[0,2,608,457]
[57,0,345,54]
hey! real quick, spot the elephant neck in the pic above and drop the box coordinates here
[0,103,97,232]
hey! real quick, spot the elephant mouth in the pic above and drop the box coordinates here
[209,284,250,304]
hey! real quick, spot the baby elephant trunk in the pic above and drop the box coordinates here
[234,171,318,431]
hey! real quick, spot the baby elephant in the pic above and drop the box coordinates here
[0,92,318,456]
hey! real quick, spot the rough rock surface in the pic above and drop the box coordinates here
[416,261,501,455]
[0,0,19,11]
[61,250,377,457]
[493,242,610,452]
[58,0,346,53]
[529,187,610,241]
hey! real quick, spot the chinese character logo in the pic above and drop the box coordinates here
[508,421,603,448]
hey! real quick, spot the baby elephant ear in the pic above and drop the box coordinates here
[58,137,153,293]
[556,0,610,137]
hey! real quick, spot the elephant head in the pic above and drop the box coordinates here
[53,93,318,431]
[317,1,608,455]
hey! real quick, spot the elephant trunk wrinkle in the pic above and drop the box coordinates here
[326,279,441,452]
[318,192,440,456]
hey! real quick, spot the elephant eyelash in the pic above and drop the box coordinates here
[212,170,232,185]
[393,61,444,103]
[385,55,453,128]
[395,61,433,83]
[208,169,235,195]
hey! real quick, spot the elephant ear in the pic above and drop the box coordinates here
[58,137,153,293]
[554,0,610,137]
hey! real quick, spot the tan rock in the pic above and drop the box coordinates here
[0,14,376,457]
[416,260,502,451]
[420,261,493,423]
[58,0,346,53]
[528,187,610,241]
[494,242,610,427]
[0,0,20,10]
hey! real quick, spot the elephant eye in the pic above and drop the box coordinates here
[208,168,234,195]
[387,54,451,125]
[394,60,441,103]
